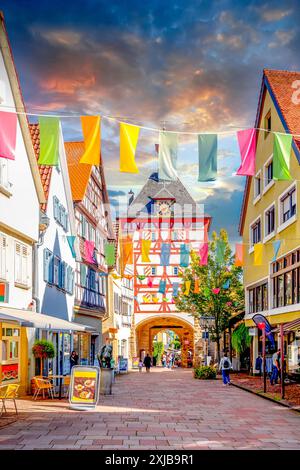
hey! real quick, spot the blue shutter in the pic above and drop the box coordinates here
[80,264,87,287]
[59,261,65,289]
[43,249,53,283]
[53,196,59,221]
[70,269,74,294]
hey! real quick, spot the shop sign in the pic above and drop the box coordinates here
[69,365,100,410]
[2,363,18,382]
[132,357,139,368]
[119,357,128,373]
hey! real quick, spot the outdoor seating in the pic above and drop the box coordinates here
[61,375,71,398]
[0,383,20,417]
[32,376,55,400]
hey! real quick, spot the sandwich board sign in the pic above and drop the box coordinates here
[69,365,100,410]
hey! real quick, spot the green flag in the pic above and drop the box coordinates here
[198,134,218,181]
[216,239,226,263]
[159,131,178,181]
[38,117,60,165]
[273,133,292,181]
[104,243,116,266]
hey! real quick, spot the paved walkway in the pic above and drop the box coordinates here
[0,368,300,450]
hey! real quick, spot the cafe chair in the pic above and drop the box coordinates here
[32,377,55,400]
[0,383,20,417]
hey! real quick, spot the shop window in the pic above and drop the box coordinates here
[0,324,20,382]
[248,282,268,313]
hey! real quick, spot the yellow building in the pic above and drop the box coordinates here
[239,69,300,374]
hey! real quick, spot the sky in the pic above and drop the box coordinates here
[1,0,300,243]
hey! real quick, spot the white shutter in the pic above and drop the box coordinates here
[0,234,7,280]
[15,242,21,283]
[0,159,8,188]
[21,245,28,285]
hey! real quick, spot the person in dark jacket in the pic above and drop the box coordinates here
[70,351,79,369]
[143,354,152,372]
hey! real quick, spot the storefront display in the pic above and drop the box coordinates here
[0,324,20,383]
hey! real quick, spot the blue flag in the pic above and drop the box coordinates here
[67,236,76,258]
[158,280,167,294]
[272,240,281,262]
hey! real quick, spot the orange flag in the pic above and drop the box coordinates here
[120,236,133,276]
[80,116,101,165]
[194,279,200,293]
[235,244,244,267]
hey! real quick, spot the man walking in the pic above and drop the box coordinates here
[219,352,232,385]
[270,348,281,385]
[143,353,152,372]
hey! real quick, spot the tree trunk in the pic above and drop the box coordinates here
[216,337,221,364]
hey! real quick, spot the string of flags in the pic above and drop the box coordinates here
[0,109,297,183]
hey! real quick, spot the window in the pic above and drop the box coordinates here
[264,158,273,190]
[248,282,268,313]
[251,219,261,245]
[280,187,296,224]
[151,232,156,241]
[272,248,300,308]
[43,248,73,294]
[254,172,261,199]
[53,196,68,231]
[173,267,179,276]
[0,233,7,280]
[14,242,29,287]
[1,324,20,383]
[265,205,275,236]
[151,267,157,275]
[264,110,271,138]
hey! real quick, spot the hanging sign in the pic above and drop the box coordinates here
[69,365,100,410]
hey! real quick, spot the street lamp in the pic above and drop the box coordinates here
[199,316,214,366]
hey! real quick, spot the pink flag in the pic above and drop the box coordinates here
[147,277,153,287]
[84,240,95,263]
[212,288,220,294]
[199,243,208,266]
[0,111,17,160]
[236,128,257,176]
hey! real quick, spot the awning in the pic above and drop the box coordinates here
[0,307,96,333]
[272,318,300,334]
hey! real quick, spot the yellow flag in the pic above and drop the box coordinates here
[141,239,151,262]
[80,116,101,165]
[120,122,140,173]
[254,243,263,266]
[184,280,191,295]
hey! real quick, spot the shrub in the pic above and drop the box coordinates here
[32,340,55,375]
[194,365,217,380]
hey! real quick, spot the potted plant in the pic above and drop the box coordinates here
[32,339,55,376]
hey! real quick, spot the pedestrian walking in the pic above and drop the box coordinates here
[219,352,232,385]
[143,353,152,372]
[70,350,78,369]
[138,359,143,373]
[270,348,281,385]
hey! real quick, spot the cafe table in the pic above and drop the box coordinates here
[48,375,69,399]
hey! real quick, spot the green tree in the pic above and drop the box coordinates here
[153,341,164,364]
[231,323,251,354]
[175,229,244,362]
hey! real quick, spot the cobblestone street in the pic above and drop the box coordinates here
[0,368,300,450]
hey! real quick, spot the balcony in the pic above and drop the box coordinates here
[75,284,106,311]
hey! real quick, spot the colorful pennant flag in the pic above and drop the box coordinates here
[147,277,153,287]
[158,280,166,294]
[222,280,230,289]
[141,239,151,262]
[38,117,59,165]
[158,131,178,181]
[104,242,116,266]
[199,243,208,266]
[235,244,244,267]
[236,128,257,176]
[198,134,218,181]
[184,280,191,295]
[172,282,179,297]
[84,240,95,264]
[160,243,171,266]
[180,244,190,267]
[273,133,292,180]
[80,116,101,165]
[152,295,159,303]
[0,283,6,302]
[272,240,281,262]
[0,111,17,160]
[254,243,263,266]
[120,122,140,173]
[194,279,200,293]
[216,239,226,264]
[120,236,133,276]
[66,235,76,258]
[212,288,220,294]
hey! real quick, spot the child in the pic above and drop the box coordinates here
[138,360,143,373]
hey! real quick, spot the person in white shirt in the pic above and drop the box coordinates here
[219,352,232,385]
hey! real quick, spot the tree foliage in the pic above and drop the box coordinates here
[175,229,244,361]
[231,323,251,354]
[153,341,164,362]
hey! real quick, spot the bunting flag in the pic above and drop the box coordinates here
[38,117,60,165]
[158,280,167,294]
[212,288,220,294]
[254,243,263,266]
[111,273,121,279]
[84,240,95,264]
[0,111,17,160]
[120,122,140,173]
[180,244,190,267]
[184,280,191,295]
[236,128,257,176]
[272,240,281,262]
[120,236,133,276]
[104,242,116,266]
[216,239,226,264]
[142,296,149,303]
[235,243,244,267]
[273,133,293,180]
[172,282,179,297]
[0,283,6,301]
[137,275,146,281]
[194,279,200,293]
[198,134,218,181]
[147,277,153,287]
[66,235,76,258]
[162,297,168,302]
[199,243,208,266]
[152,295,159,303]
[80,116,101,165]
[160,243,171,266]
[222,280,230,289]
[158,131,178,181]
[141,239,151,262]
